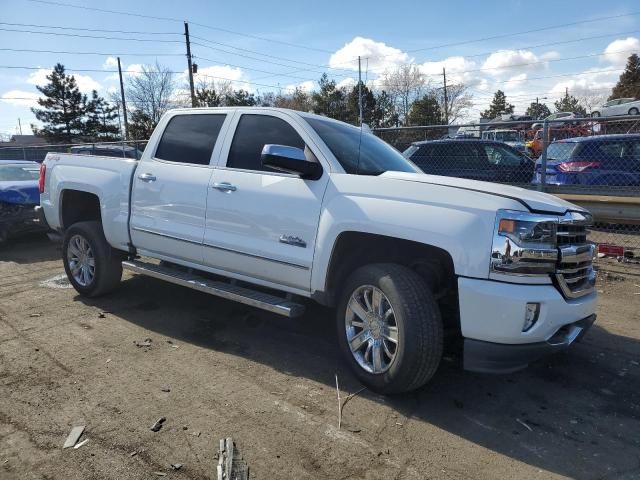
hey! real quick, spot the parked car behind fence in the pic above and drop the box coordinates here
[532,134,640,188]
[403,139,535,185]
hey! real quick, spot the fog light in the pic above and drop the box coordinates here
[523,303,540,332]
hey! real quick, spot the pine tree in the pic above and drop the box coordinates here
[554,91,586,115]
[312,74,348,121]
[609,53,640,100]
[525,102,551,119]
[408,94,442,125]
[31,63,88,142]
[85,90,120,140]
[345,82,376,125]
[372,90,398,128]
[481,90,514,119]
[224,89,257,106]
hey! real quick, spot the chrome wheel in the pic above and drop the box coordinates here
[345,285,399,374]
[67,234,95,287]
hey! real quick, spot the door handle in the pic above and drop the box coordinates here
[138,173,156,182]
[212,182,237,192]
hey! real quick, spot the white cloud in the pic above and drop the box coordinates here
[191,65,250,91]
[603,37,640,65]
[505,73,528,87]
[481,49,540,77]
[336,77,356,90]
[284,80,316,94]
[549,67,619,98]
[540,51,561,61]
[1,90,40,107]
[26,68,101,93]
[329,36,410,74]
[418,55,479,86]
[103,56,118,69]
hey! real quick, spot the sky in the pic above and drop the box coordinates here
[1,0,640,135]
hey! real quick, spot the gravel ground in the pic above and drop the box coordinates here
[1,234,639,480]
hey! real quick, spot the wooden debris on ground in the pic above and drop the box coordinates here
[62,425,86,449]
[217,437,249,480]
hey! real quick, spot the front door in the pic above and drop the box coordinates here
[130,112,229,264]
[203,112,329,292]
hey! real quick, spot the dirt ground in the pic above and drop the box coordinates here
[1,235,639,480]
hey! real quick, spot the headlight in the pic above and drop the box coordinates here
[490,210,559,276]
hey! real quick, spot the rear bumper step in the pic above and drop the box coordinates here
[122,260,305,318]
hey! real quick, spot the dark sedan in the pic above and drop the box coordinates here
[403,139,535,184]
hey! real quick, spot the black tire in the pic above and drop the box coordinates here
[591,111,600,117]
[62,221,123,297]
[629,107,639,116]
[336,263,443,394]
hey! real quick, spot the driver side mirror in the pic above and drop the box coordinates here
[261,144,322,180]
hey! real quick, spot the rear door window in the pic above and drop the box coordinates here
[226,114,305,172]
[155,114,226,165]
[484,144,523,166]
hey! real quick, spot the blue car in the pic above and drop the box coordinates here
[533,134,640,187]
[0,161,47,243]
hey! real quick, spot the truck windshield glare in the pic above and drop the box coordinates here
[305,117,418,175]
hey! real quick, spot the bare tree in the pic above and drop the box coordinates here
[432,83,473,124]
[125,62,176,138]
[379,65,428,125]
[576,92,608,115]
[273,87,313,112]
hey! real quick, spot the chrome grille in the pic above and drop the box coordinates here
[556,223,587,246]
[555,213,595,299]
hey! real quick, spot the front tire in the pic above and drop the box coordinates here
[62,221,123,297]
[336,263,443,394]
[591,111,601,117]
[629,107,639,116]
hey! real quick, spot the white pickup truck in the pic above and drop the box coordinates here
[39,107,597,393]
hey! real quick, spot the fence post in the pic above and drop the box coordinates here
[538,119,549,192]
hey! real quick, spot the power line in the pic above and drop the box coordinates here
[0,21,179,35]
[193,55,321,82]
[404,10,640,54]
[0,27,183,43]
[190,35,354,75]
[26,0,333,54]
[0,47,183,57]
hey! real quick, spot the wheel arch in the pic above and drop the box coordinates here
[317,231,460,333]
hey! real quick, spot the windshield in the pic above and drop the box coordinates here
[0,165,40,181]
[305,117,418,175]
[546,142,579,161]
[494,131,520,142]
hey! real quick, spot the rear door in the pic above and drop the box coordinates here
[130,112,231,264]
[202,111,329,292]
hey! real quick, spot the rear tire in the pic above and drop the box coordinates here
[591,111,600,117]
[62,221,123,297]
[336,263,443,394]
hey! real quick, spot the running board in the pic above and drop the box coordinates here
[122,260,305,318]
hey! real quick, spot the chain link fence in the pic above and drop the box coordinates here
[0,140,148,162]
[376,115,640,265]
[2,121,639,266]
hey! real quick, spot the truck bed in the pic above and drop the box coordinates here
[40,153,138,251]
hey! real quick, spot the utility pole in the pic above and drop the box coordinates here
[358,56,363,126]
[442,67,449,124]
[17,118,23,135]
[117,57,129,141]
[184,21,196,108]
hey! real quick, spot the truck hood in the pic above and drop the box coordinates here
[0,180,39,205]
[380,172,583,214]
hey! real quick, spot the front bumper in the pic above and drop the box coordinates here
[464,314,596,373]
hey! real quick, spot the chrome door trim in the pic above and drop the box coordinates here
[132,226,309,270]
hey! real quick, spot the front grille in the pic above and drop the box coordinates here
[555,215,595,298]
[556,223,587,246]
